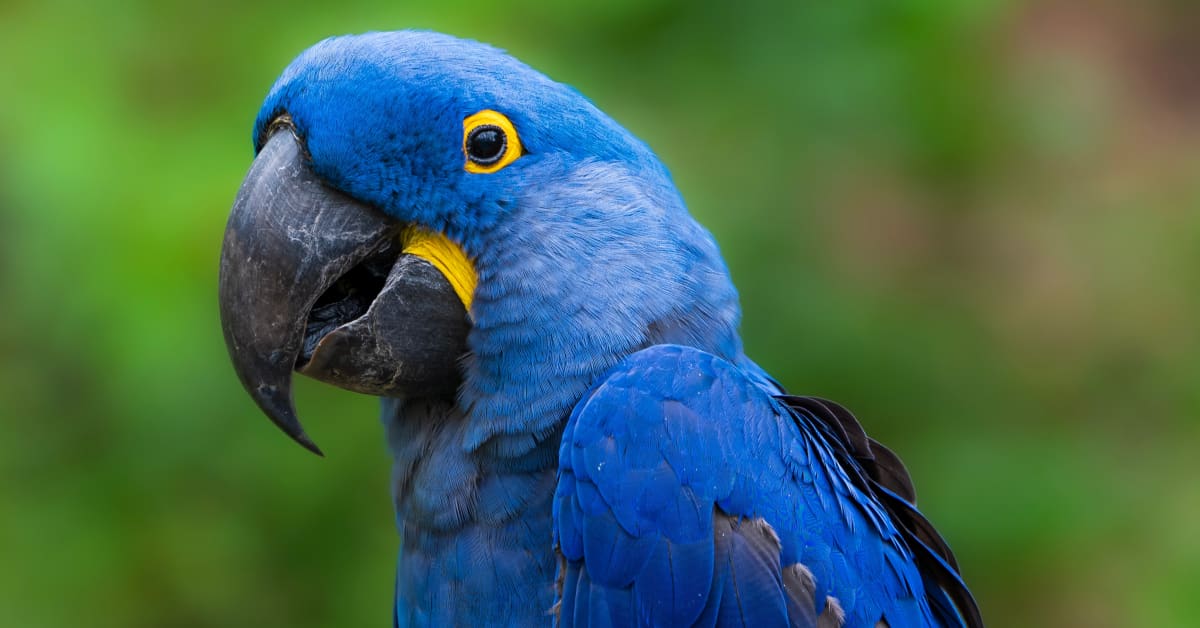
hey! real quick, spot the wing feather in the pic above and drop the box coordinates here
[553,345,979,627]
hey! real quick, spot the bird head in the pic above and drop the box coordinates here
[220,31,742,455]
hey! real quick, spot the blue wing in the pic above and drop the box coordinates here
[553,344,980,627]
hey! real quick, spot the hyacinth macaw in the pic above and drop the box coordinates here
[218,31,982,628]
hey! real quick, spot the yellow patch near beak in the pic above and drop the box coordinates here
[400,226,477,312]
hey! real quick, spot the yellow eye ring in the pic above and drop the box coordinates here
[463,110,522,174]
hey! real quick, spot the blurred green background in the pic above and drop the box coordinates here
[1,0,1197,625]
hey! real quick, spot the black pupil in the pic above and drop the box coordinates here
[467,125,506,164]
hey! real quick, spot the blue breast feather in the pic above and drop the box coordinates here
[554,344,980,627]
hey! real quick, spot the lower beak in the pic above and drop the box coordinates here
[218,129,469,455]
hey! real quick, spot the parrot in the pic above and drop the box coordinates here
[218,30,982,628]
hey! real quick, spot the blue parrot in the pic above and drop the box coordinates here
[218,31,981,628]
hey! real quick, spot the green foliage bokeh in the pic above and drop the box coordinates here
[1,1,1197,626]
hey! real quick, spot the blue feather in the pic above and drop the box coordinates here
[555,345,971,627]
[252,30,980,627]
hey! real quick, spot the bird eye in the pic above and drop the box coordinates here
[466,126,505,164]
[463,110,522,173]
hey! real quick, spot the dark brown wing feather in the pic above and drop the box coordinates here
[774,395,983,628]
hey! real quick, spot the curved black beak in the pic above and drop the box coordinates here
[219,130,468,455]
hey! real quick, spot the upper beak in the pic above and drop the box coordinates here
[218,129,469,455]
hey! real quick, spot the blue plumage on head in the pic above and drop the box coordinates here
[256,30,743,453]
